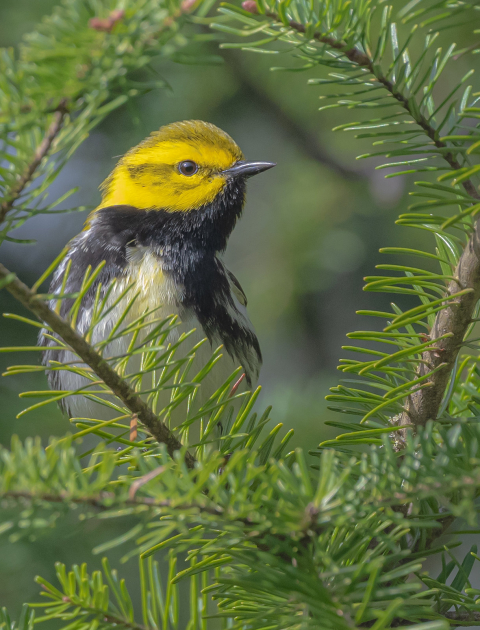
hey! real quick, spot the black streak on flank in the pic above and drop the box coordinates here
[40,177,261,385]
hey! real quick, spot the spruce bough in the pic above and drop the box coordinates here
[2,1,480,628]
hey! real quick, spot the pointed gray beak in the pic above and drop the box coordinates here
[222,160,276,178]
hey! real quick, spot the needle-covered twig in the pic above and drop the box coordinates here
[0,263,196,468]
[242,3,480,432]
[0,101,68,225]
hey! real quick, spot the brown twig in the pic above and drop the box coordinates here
[2,489,222,514]
[7,469,480,528]
[80,609,146,630]
[241,4,480,432]
[0,263,196,469]
[37,589,149,630]
[0,102,68,225]
[444,611,480,624]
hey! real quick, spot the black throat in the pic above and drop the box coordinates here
[93,177,246,258]
[87,177,248,320]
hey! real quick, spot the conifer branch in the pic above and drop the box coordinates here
[2,490,223,514]
[0,263,196,468]
[242,7,480,197]
[444,611,480,624]
[4,3,480,627]
[243,4,480,431]
[0,102,68,225]
[39,588,148,630]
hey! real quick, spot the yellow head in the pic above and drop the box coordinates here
[98,120,272,212]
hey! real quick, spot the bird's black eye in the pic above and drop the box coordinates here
[178,161,198,176]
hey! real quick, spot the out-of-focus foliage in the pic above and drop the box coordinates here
[3,0,480,629]
[3,425,480,629]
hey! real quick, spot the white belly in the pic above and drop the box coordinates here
[55,248,256,437]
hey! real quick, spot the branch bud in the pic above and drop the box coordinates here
[242,1,259,14]
[89,9,125,32]
[181,0,197,12]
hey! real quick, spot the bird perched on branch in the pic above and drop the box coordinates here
[40,120,275,424]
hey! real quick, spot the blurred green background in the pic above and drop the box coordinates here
[0,0,473,623]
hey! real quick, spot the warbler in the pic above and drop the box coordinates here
[39,120,275,421]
